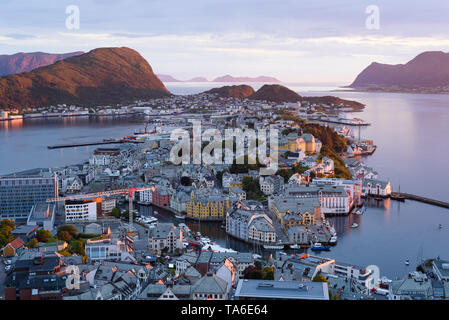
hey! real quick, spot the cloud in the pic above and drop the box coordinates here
[4,33,36,40]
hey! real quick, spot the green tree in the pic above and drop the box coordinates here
[312,273,329,285]
[70,239,85,256]
[59,225,78,237]
[0,219,15,247]
[26,238,38,249]
[111,206,121,218]
[262,266,274,280]
[36,229,53,243]
[58,231,72,242]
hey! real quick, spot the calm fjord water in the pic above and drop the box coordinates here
[1,83,448,278]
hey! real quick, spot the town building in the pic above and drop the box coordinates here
[64,199,98,222]
[226,202,277,244]
[27,203,56,231]
[147,223,183,255]
[191,272,229,300]
[85,237,132,262]
[186,193,233,221]
[234,279,329,300]
[152,186,173,207]
[362,179,392,197]
[259,175,284,195]
[0,173,58,220]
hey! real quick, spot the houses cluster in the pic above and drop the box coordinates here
[226,201,277,244]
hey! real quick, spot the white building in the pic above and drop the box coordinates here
[148,223,183,255]
[260,175,283,195]
[101,198,116,214]
[362,179,391,197]
[85,237,129,261]
[139,187,155,203]
[229,186,246,201]
[65,200,97,222]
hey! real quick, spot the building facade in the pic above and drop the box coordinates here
[0,174,58,220]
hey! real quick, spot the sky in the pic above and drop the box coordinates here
[0,0,448,84]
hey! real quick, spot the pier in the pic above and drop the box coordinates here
[47,139,143,149]
[390,192,449,209]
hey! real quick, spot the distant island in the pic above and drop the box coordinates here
[350,51,449,93]
[156,74,281,83]
[212,75,281,83]
[203,84,364,110]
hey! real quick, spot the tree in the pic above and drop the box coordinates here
[26,238,38,249]
[312,273,329,285]
[36,229,53,243]
[262,266,274,280]
[57,225,78,239]
[243,265,264,280]
[70,239,85,256]
[58,231,72,242]
[111,206,121,218]
[0,219,15,247]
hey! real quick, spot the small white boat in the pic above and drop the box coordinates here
[263,245,284,250]
[175,214,185,220]
[351,223,359,228]
[405,259,410,266]
[329,235,338,245]
[141,216,158,224]
[290,244,301,249]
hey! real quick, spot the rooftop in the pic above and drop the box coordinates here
[234,279,329,300]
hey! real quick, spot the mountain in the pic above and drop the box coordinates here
[0,47,170,109]
[302,96,365,111]
[204,85,255,98]
[350,51,449,89]
[213,74,281,83]
[0,51,84,76]
[249,84,301,103]
[187,77,209,82]
[157,74,182,82]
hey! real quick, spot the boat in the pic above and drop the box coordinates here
[329,226,336,236]
[405,259,410,266]
[439,224,443,229]
[263,245,284,250]
[310,243,330,252]
[290,244,301,250]
[141,216,158,224]
[351,223,359,228]
[175,214,185,220]
[329,235,338,245]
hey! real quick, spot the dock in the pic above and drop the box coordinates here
[47,139,143,149]
[390,192,449,209]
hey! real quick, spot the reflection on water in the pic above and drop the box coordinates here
[137,198,449,278]
[2,88,449,278]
